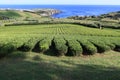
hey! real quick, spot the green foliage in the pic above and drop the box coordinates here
[79,21,98,28]
[78,39,97,55]
[101,39,116,50]
[5,21,39,26]
[111,39,120,52]
[89,39,111,53]
[18,37,39,52]
[0,43,16,57]
[0,24,119,57]
[53,37,68,56]
[39,38,52,52]
[66,40,83,56]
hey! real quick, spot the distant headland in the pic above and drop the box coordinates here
[0,8,62,17]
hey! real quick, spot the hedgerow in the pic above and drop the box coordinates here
[89,39,111,53]
[0,43,15,57]
[111,39,120,52]
[77,39,97,55]
[39,37,52,52]
[18,37,40,52]
[66,40,83,56]
[53,37,68,56]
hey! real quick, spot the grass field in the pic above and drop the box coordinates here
[0,51,119,80]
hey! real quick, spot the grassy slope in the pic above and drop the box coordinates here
[0,10,41,18]
[0,10,21,18]
[0,51,119,80]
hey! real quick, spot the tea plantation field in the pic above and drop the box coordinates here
[0,10,120,80]
[0,24,120,57]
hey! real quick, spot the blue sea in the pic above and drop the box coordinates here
[0,5,120,18]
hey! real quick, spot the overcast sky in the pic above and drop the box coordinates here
[0,0,119,5]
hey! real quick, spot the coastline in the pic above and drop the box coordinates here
[0,5,120,18]
[1,5,120,18]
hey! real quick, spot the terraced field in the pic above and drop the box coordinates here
[0,24,120,57]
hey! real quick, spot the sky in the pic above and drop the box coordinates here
[0,0,119,5]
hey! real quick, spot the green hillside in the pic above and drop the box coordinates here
[0,10,41,19]
[0,10,21,18]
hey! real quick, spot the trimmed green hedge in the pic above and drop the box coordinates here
[39,38,52,52]
[101,39,116,50]
[18,37,39,52]
[111,39,120,52]
[77,39,97,55]
[53,38,68,56]
[0,43,16,57]
[89,39,111,53]
[66,40,83,56]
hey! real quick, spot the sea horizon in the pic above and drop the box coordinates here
[0,4,120,5]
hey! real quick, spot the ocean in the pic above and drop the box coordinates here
[0,5,120,18]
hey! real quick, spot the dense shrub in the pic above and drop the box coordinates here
[101,39,116,50]
[66,40,83,56]
[101,23,120,29]
[53,38,68,56]
[4,21,39,26]
[18,38,39,52]
[77,39,97,55]
[0,38,28,57]
[89,39,111,53]
[11,39,26,50]
[111,39,120,52]
[0,43,16,57]
[78,21,98,28]
[39,38,52,52]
